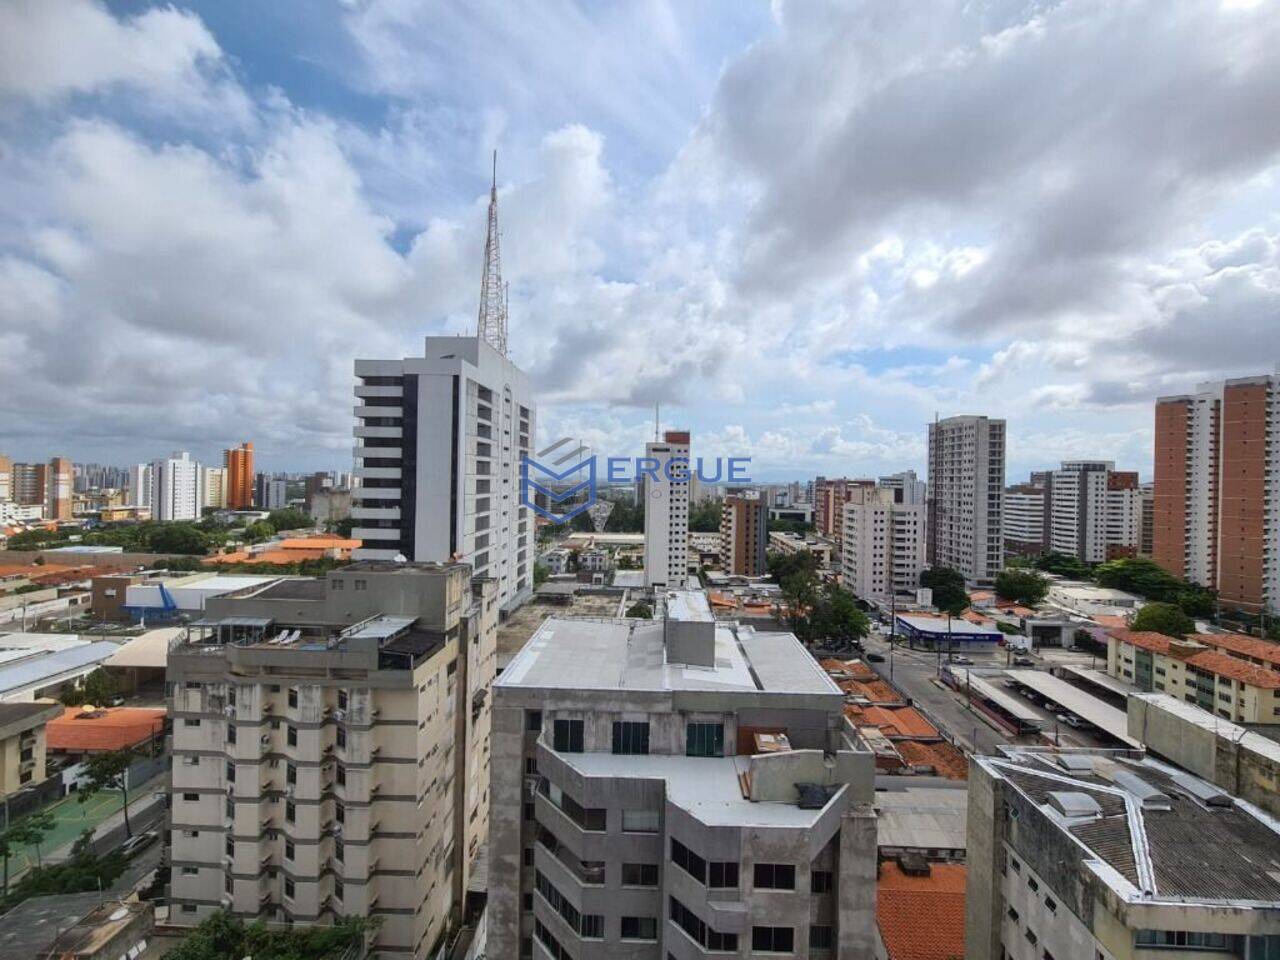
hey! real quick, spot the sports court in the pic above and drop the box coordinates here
[4,789,124,877]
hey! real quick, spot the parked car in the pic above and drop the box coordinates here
[118,831,159,859]
[1013,656,1035,667]
[951,655,973,665]
[1056,713,1085,729]
[866,653,886,663]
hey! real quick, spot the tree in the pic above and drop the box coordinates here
[78,747,139,838]
[165,911,376,960]
[779,570,820,642]
[920,568,968,616]
[812,585,870,648]
[1034,551,1093,579]
[266,508,312,533]
[625,602,653,619]
[146,523,209,555]
[0,810,54,895]
[1130,602,1195,638]
[332,517,356,538]
[81,668,117,705]
[533,562,550,587]
[689,500,722,533]
[994,569,1049,606]
[243,520,275,544]
[1094,557,1215,616]
[768,549,819,584]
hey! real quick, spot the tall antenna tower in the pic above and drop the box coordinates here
[476,150,508,356]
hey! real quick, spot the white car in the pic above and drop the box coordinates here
[1056,713,1085,729]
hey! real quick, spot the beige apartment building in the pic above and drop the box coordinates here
[166,562,496,959]
[1107,628,1280,724]
[0,700,62,794]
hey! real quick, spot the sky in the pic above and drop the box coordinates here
[1,0,1279,480]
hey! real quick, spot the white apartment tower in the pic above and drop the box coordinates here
[642,430,691,588]
[152,451,203,521]
[353,338,534,613]
[927,415,1006,585]
[841,484,928,603]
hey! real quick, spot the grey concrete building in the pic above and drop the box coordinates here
[967,744,1280,960]
[166,561,497,959]
[488,589,879,960]
[927,415,1005,586]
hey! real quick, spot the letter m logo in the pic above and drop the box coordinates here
[521,438,596,525]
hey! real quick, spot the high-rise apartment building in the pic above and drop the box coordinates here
[352,338,534,612]
[841,484,927,602]
[1139,483,1155,558]
[642,431,690,588]
[927,415,1005,585]
[152,451,203,521]
[1154,370,1280,615]
[5,457,72,520]
[1002,483,1048,558]
[876,469,927,506]
[255,473,287,511]
[813,477,875,543]
[127,463,152,508]
[719,489,767,577]
[166,562,496,958]
[224,442,254,510]
[202,467,228,510]
[0,454,11,502]
[488,589,879,960]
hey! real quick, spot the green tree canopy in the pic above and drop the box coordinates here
[994,568,1049,606]
[688,500,722,533]
[1094,557,1215,617]
[1130,601,1195,638]
[768,549,820,584]
[78,746,141,838]
[265,508,312,533]
[921,567,969,616]
[625,602,653,619]
[1034,551,1093,579]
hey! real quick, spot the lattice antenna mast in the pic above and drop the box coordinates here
[476,150,509,356]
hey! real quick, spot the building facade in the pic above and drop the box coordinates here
[127,463,152,509]
[814,477,875,546]
[352,336,535,614]
[841,487,927,603]
[719,490,767,578]
[152,451,203,521]
[202,467,228,511]
[643,431,691,588]
[224,442,255,510]
[1154,370,1280,615]
[166,562,496,959]
[255,474,287,511]
[488,590,880,960]
[1002,484,1048,558]
[927,416,1005,585]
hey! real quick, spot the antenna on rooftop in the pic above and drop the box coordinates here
[654,402,660,441]
[476,150,508,356]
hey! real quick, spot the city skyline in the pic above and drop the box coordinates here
[3,1,1280,478]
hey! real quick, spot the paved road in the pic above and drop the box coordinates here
[862,633,1011,755]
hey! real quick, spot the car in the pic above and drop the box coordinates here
[1013,656,1035,667]
[1056,713,1085,729]
[118,831,159,858]
[951,655,972,665]
[107,695,126,707]
[866,653,886,663]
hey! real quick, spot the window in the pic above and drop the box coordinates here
[183,792,198,801]
[811,869,833,893]
[285,839,294,860]
[288,688,298,708]
[1009,856,1021,873]
[226,797,234,819]
[670,896,738,952]
[226,835,234,857]
[334,878,343,901]
[622,809,659,833]
[686,721,725,757]
[227,724,236,744]
[621,917,658,941]
[355,579,367,591]
[334,839,344,862]
[181,866,198,876]
[1045,896,1057,913]
[336,727,346,749]
[612,721,650,755]
[336,801,345,824]
[709,861,739,888]
[287,725,298,747]
[181,904,197,914]
[752,927,794,953]
[622,863,659,887]
[671,838,707,883]
[552,718,583,752]
[338,690,348,710]
[810,925,834,950]
[1028,876,1039,892]
[286,800,295,823]
[284,878,295,900]
[185,718,201,728]
[336,764,346,787]
[226,761,235,782]
[1008,907,1019,923]
[286,762,297,785]
[754,863,795,890]
[580,915,604,939]
[524,757,537,775]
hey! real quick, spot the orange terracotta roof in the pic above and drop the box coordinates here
[1209,633,1280,668]
[896,740,968,780]
[276,536,361,551]
[205,550,253,564]
[820,658,877,681]
[960,610,994,626]
[839,678,904,704]
[1109,629,1174,655]
[1186,649,1280,689]
[708,592,738,608]
[843,704,938,739]
[877,863,967,960]
[47,706,166,753]
[968,590,994,602]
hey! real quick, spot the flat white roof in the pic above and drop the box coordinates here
[1006,670,1141,747]
[105,628,182,669]
[875,786,969,850]
[1059,665,1134,699]
[897,615,1001,636]
[962,673,1043,724]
